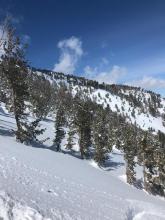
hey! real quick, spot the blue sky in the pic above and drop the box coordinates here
[0,0,165,95]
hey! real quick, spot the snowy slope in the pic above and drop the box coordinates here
[0,105,165,220]
[33,69,165,134]
[89,88,165,133]
[0,191,50,220]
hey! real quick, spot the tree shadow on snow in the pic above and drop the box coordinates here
[0,118,15,126]
[26,138,52,150]
[102,157,125,171]
[134,178,143,190]
[0,107,8,115]
[0,111,14,119]
[42,118,54,123]
[60,149,82,159]
[0,126,15,137]
[111,151,123,156]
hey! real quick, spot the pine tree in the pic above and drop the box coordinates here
[52,107,65,151]
[153,147,165,196]
[93,107,108,166]
[52,85,69,151]
[1,19,29,142]
[123,125,136,185]
[152,131,165,196]
[24,118,46,144]
[65,125,76,150]
[93,106,111,166]
[0,18,44,144]
[28,72,55,118]
[140,132,156,193]
[73,95,92,159]
[64,90,76,150]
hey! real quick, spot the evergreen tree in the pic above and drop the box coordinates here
[28,72,56,118]
[1,19,44,144]
[140,132,156,192]
[53,107,65,151]
[152,132,165,196]
[64,89,77,151]
[123,125,136,185]
[73,95,92,159]
[1,19,29,142]
[24,118,46,144]
[52,85,68,151]
[153,147,165,196]
[65,125,76,150]
[93,106,110,166]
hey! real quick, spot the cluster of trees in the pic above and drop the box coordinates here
[114,122,165,197]
[0,19,164,197]
[49,84,165,197]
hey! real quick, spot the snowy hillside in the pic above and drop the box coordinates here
[0,104,165,220]
[32,69,165,134]
[0,12,165,220]
[89,88,165,133]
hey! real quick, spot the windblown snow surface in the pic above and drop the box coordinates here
[0,104,165,220]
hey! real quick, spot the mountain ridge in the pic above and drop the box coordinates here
[30,67,165,134]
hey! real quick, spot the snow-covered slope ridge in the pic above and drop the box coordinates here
[0,104,165,220]
[33,68,165,133]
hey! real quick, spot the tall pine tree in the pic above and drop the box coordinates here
[1,19,29,142]
[123,125,136,185]
[93,105,111,166]
[73,94,92,159]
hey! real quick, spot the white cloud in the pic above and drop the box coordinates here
[126,76,165,89]
[84,65,127,84]
[53,36,83,74]
[84,65,98,78]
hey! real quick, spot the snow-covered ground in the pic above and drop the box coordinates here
[0,105,165,220]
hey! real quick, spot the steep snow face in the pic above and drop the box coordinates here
[0,105,165,220]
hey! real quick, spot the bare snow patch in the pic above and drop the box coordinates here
[119,174,127,183]
[0,191,50,220]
